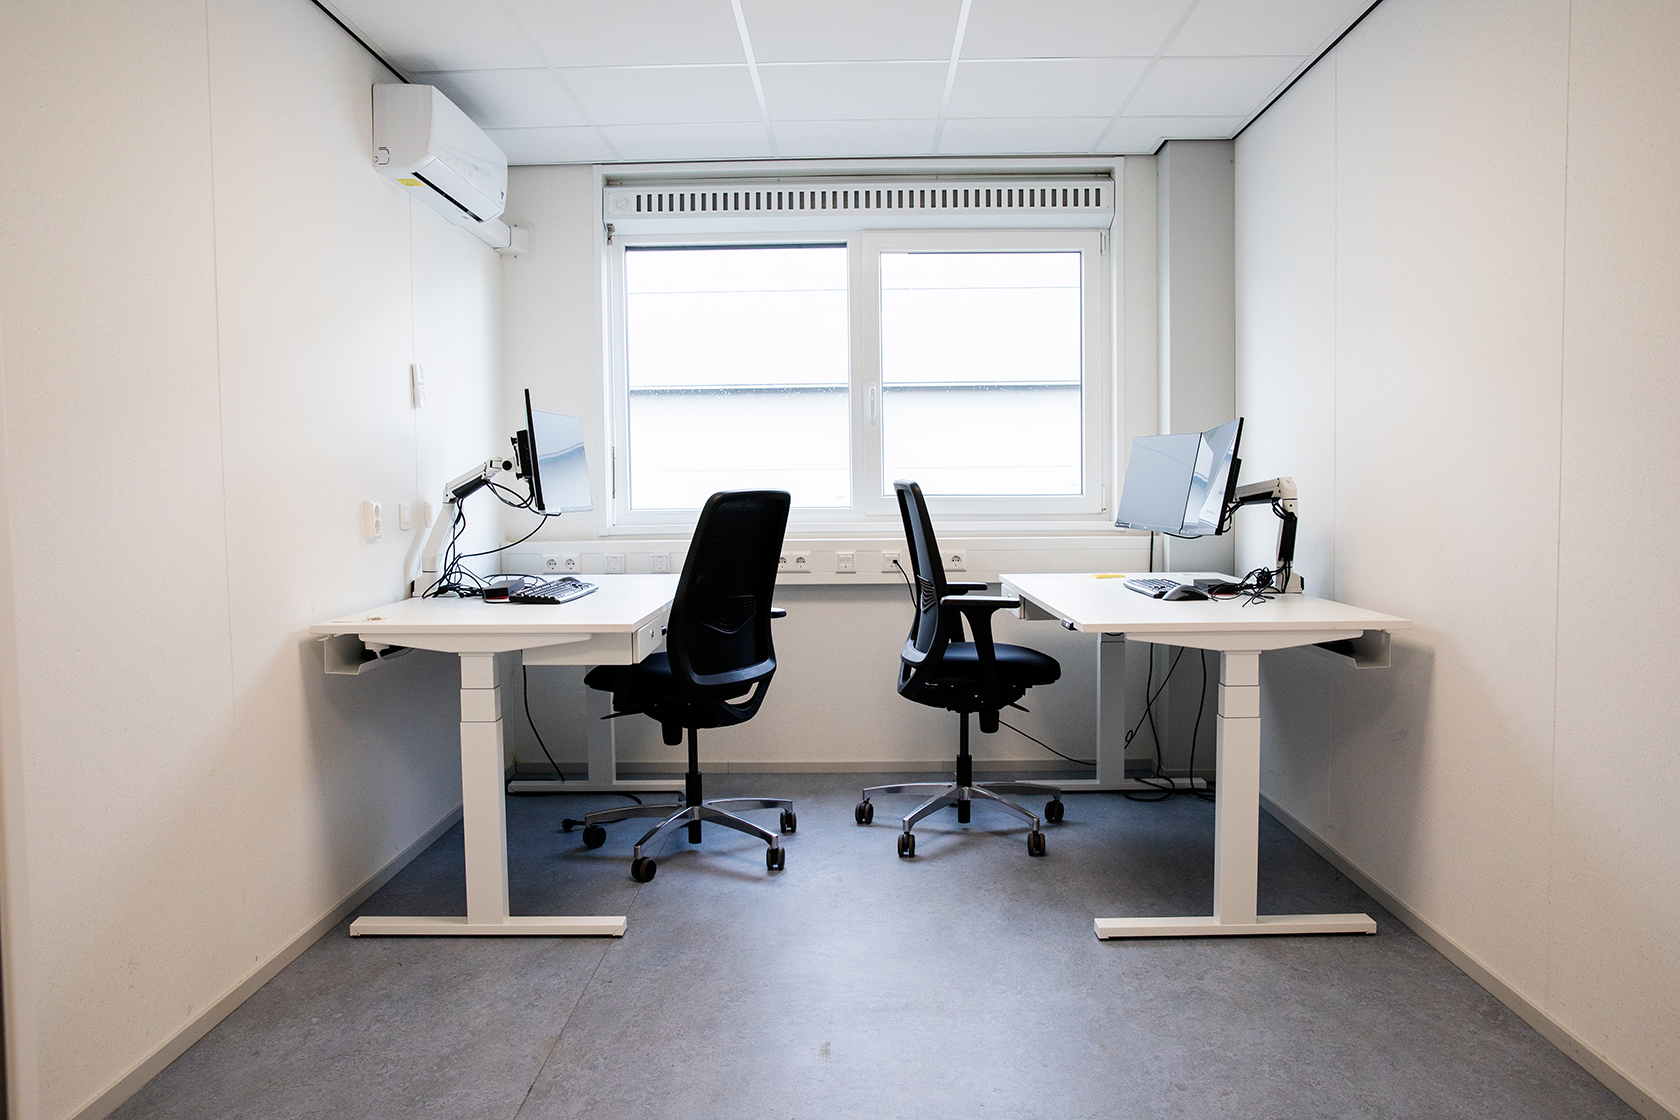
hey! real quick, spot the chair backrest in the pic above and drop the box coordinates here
[665,490,791,695]
[894,480,956,677]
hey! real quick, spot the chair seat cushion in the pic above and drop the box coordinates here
[928,642,1060,688]
[585,654,750,732]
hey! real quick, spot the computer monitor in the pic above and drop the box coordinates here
[1114,417,1244,536]
[517,389,593,513]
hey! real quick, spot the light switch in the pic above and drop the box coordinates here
[398,502,413,531]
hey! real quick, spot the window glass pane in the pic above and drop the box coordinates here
[625,245,849,508]
[880,251,1082,496]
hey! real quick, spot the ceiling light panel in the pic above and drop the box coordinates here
[599,123,773,162]
[739,0,963,62]
[938,117,1112,155]
[773,120,939,157]
[324,0,541,72]
[563,66,763,126]
[503,0,746,67]
[759,62,949,122]
[1126,56,1304,117]
[946,59,1153,119]
[416,69,590,129]
[1167,0,1373,56]
[960,0,1194,60]
[489,126,617,164]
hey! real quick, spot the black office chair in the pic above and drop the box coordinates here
[569,490,794,883]
[856,480,1064,858]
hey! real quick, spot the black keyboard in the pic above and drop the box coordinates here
[508,576,597,605]
[1122,577,1183,599]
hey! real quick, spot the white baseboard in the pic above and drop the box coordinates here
[1259,793,1676,1120]
[72,805,465,1120]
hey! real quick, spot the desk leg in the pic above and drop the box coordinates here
[350,652,626,937]
[1057,635,1210,793]
[1094,649,1375,940]
[503,666,685,795]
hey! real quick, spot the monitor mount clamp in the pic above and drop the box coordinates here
[415,452,520,598]
[1229,476,1303,594]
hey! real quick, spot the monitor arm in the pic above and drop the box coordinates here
[1230,476,1303,593]
[415,455,516,597]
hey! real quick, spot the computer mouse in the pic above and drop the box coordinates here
[1162,584,1211,601]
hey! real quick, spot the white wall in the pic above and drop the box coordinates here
[495,163,1164,774]
[1235,1,1679,1114]
[0,1,503,1116]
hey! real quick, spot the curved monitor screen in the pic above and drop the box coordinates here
[1114,417,1243,537]
[524,393,593,514]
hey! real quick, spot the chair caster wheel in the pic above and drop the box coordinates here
[630,856,657,883]
[581,825,607,849]
[855,801,874,825]
[767,846,786,871]
[559,818,579,833]
[1027,831,1046,857]
[897,832,916,858]
[1045,799,1064,823]
[780,809,797,833]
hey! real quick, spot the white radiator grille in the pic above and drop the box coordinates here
[602,177,1113,232]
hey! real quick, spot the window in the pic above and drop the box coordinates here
[605,194,1111,529]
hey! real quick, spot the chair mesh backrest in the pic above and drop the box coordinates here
[895,481,951,661]
[666,490,791,690]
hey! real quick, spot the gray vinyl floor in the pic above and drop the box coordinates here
[113,773,1636,1120]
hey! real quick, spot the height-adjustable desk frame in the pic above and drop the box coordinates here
[312,575,680,937]
[1001,572,1409,940]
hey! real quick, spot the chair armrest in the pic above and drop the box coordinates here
[939,595,1021,701]
[946,581,989,595]
[940,594,1019,616]
[770,606,787,619]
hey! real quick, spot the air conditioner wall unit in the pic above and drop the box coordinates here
[374,84,519,251]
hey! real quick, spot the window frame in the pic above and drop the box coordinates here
[603,225,1113,533]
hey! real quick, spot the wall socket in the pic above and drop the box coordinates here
[360,499,382,541]
[788,551,811,573]
[603,553,625,574]
[834,551,855,573]
[649,553,670,573]
[945,549,967,571]
[881,550,902,573]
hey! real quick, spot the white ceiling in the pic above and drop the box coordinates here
[323,0,1371,164]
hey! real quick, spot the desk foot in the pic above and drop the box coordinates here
[1093,913,1376,939]
[349,915,627,937]
[506,779,684,795]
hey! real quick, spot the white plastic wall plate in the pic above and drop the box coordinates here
[649,553,670,573]
[398,502,413,531]
[361,500,382,541]
[603,553,625,574]
[881,550,902,573]
[835,551,855,573]
[946,549,967,571]
[790,552,811,573]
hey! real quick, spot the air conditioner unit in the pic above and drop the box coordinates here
[374,84,524,253]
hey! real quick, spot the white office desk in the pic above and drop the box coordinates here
[311,575,678,937]
[1000,573,1410,940]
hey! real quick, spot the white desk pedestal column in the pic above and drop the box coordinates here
[349,653,626,937]
[1094,648,1376,940]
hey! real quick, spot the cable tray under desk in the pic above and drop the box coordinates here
[319,633,411,675]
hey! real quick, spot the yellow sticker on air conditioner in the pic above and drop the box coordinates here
[397,178,422,186]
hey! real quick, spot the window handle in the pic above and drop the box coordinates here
[869,383,878,424]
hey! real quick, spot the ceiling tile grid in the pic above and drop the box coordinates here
[323,0,1372,163]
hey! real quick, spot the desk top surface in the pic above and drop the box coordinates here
[311,575,679,638]
[1000,572,1411,636]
